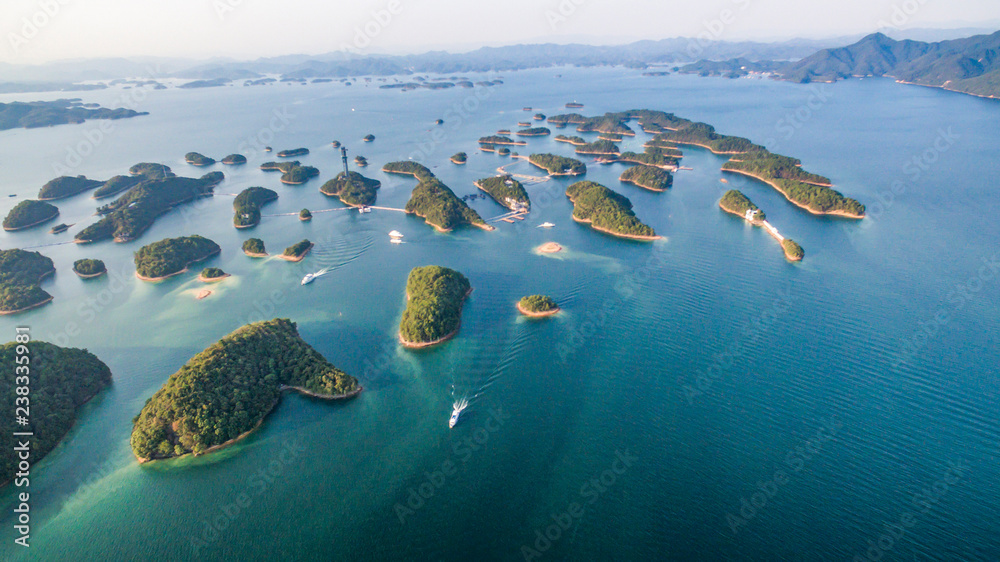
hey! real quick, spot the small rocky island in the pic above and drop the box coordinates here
[73,258,107,279]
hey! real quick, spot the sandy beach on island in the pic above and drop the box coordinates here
[243,251,268,258]
[74,269,107,279]
[536,242,563,253]
[197,272,231,283]
[277,244,313,262]
[517,302,561,318]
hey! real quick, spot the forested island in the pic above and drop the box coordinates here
[1,342,112,484]
[93,175,144,199]
[222,154,247,165]
[0,99,147,131]
[575,140,620,155]
[261,161,320,184]
[76,172,223,243]
[451,152,467,164]
[299,209,312,221]
[3,199,59,231]
[516,127,551,137]
[233,186,278,228]
[548,114,587,126]
[277,148,309,158]
[185,152,216,166]
[0,249,56,314]
[392,166,490,232]
[320,171,382,206]
[566,181,659,240]
[719,190,804,261]
[354,156,368,167]
[616,151,680,170]
[363,134,375,142]
[517,295,560,317]
[198,267,229,282]
[479,135,526,146]
[242,238,267,257]
[554,135,587,145]
[281,239,313,262]
[529,153,587,176]
[37,175,104,200]
[130,319,359,462]
[475,175,529,211]
[73,258,107,278]
[399,266,472,348]
[128,162,174,179]
[620,165,673,191]
[782,239,805,261]
[383,161,434,180]
[134,235,221,281]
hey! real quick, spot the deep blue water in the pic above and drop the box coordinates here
[0,68,998,561]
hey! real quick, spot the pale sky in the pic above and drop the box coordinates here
[3,0,1000,64]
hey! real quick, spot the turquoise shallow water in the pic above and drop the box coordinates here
[1,68,999,561]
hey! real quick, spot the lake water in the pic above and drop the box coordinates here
[1,68,998,561]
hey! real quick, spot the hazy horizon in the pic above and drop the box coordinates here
[3,0,1000,64]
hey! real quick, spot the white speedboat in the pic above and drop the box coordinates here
[449,397,469,428]
[538,222,555,228]
[389,230,404,244]
[301,273,317,285]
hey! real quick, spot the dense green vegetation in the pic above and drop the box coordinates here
[354,156,368,167]
[0,99,146,131]
[277,148,309,158]
[724,151,831,185]
[620,165,673,191]
[554,135,587,145]
[782,239,805,261]
[575,140,620,155]
[93,175,144,199]
[722,152,864,216]
[719,190,765,221]
[498,147,511,156]
[516,127,551,136]
[73,259,106,276]
[576,114,636,136]
[77,174,221,243]
[50,223,70,234]
[451,152,467,164]
[0,249,55,313]
[185,152,216,166]
[652,122,760,154]
[320,171,382,206]
[518,295,558,313]
[476,176,529,210]
[566,181,657,239]
[37,176,104,200]
[1,342,112,483]
[282,165,319,184]
[129,319,358,461]
[534,113,546,121]
[128,163,174,179]
[479,135,524,145]
[134,235,221,279]
[399,266,471,345]
[3,200,59,230]
[529,153,586,175]
[222,154,247,165]
[363,134,375,142]
[405,177,487,231]
[283,239,312,258]
[201,267,227,279]
[383,161,434,180]
[233,186,278,228]
[299,209,312,220]
[617,151,680,169]
[547,113,587,126]
[242,238,266,255]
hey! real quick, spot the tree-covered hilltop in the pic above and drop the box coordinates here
[200,267,227,279]
[518,295,558,314]
[516,127,551,136]
[184,152,216,166]
[320,171,382,206]
[37,176,104,200]
[277,147,309,158]
[0,99,147,131]
[354,156,368,167]
[782,239,805,261]
[233,186,278,228]
[451,152,467,164]
[73,258,106,277]
[620,165,674,191]
[617,151,680,170]
[222,154,247,165]
[576,114,636,136]
[93,175,145,199]
[533,113,546,121]
[528,153,587,176]
[134,235,221,280]
[76,173,222,243]
[479,135,525,146]
[1,342,112,483]
[283,239,313,258]
[566,181,658,239]
[383,161,435,180]
[299,208,312,221]
[399,266,472,346]
[405,177,488,232]
[546,113,587,126]
[575,140,620,155]
[554,135,587,145]
[719,189,766,222]
[261,161,319,184]
[0,249,55,314]
[723,151,831,185]
[651,122,760,154]
[242,238,266,256]
[475,176,530,211]
[3,200,59,231]
[129,319,359,461]
[128,162,174,179]
[363,134,375,142]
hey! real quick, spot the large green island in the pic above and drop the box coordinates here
[3,199,60,231]
[37,175,104,200]
[399,266,472,348]
[566,181,660,240]
[129,319,359,462]
[0,249,56,314]
[475,175,530,211]
[320,171,382,206]
[233,186,278,228]
[620,165,673,192]
[2,342,112,484]
[0,99,147,131]
[134,235,221,281]
[529,153,587,176]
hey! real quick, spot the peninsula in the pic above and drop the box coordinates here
[320,171,382,206]
[134,235,221,281]
[566,181,660,240]
[0,249,56,314]
[719,190,804,261]
[129,319,359,462]
[3,200,59,231]
[399,266,472,348]
[517,295,560,317]
[93,175,145,199]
